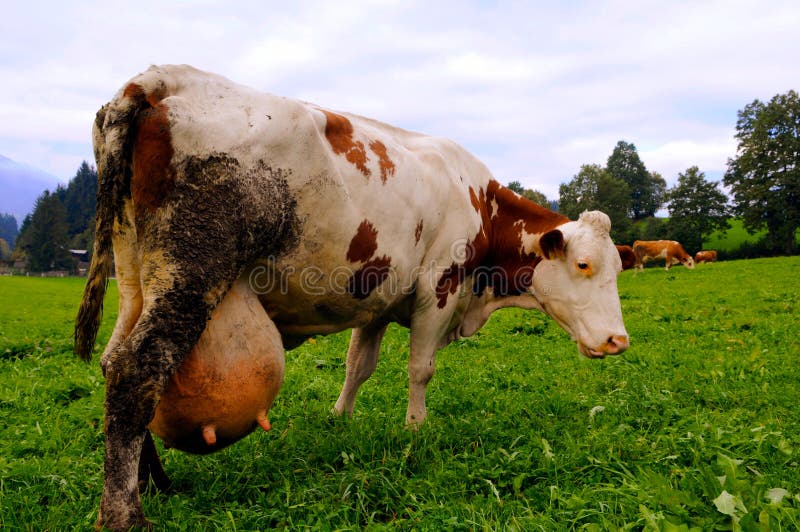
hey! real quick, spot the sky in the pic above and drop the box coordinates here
[1,0,798,201]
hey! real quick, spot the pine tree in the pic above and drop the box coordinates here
[23,191,73,272]
[0,212,18,249]
[58,161,98,247]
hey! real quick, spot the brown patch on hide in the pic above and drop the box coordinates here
[436,185,492,308]
[369,140,395,183]
[123,82,145,100]
[347,219,379,262]
[131,102,175,216]
[123,82,165,107]
[488,180,568,235]
[348,255,392,300]
[322,110,370,177]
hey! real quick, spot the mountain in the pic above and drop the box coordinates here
[0,154,63,222]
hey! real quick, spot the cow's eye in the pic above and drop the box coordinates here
[577,262,589,270]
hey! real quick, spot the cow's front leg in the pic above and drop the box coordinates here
[406,310,450,427]
[138,432,171,493]
[333,321,388,416]
[406,342,437,427]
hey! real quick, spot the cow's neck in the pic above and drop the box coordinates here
[434,180,568,314]
[477,180,569,298]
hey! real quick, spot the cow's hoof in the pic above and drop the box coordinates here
[404,416,425,431]
[95,513,152,531]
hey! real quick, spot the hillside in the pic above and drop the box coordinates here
[0,154,62,221]
[703,219,765,251]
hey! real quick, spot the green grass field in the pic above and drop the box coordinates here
[1,258,799,530]
[703,219,765,252]
[702,219,800,253]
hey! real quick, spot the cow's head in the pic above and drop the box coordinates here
[530,211,628,358]
[680,255,695,269]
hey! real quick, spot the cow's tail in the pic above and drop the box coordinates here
[74,85,147,361]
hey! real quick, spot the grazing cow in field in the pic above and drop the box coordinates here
[695,250,718,263]
[615,245,636,271]
[633,240,695,271]
[75,65,629,530]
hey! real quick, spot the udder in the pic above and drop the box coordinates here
[148,278,285,454]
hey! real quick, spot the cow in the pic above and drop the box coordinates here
[695,250,718,263]
[615,245,636,271]
[75,65,629,530]
[632,240,695,271]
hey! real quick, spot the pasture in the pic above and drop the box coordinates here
[702,219,800,254]
[1,257,799,530]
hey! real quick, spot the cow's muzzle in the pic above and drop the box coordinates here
[580,335,629,358]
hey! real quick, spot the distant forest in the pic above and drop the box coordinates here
[2,162,97,271]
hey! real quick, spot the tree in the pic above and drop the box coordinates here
[607,140,664,219]
[648,171,667,215]
[666,166,730,253]
[0,213,18,249]
[724,90,800,255]
[15,161,99,268]
[22,191,73,271]
[0,238,11,260]
[506,180,551,208]
[56,161,98,240]
[638,216,669,241]
[559,164,632,242]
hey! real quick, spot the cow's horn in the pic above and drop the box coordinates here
[579,211,611,234]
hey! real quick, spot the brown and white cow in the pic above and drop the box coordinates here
[695,250,718,263]
[75,65,628,530]
[633,240,695,271]
[615,245,636,271]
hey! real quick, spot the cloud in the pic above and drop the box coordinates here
[1,0,797,197]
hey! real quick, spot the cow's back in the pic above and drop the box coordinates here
[119,66,493,334]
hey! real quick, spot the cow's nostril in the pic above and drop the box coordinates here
[607,334,629,354]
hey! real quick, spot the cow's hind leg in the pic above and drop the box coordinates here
[98,282,216,529]
[333,321,388,416]
[95,154,297,530]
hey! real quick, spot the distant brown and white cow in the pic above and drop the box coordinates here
[75,65,629,530]
[633,240,695,271]
[695,250,718,263]
[616,245,636,271]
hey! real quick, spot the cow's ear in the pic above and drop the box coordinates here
[539,229,566,259]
